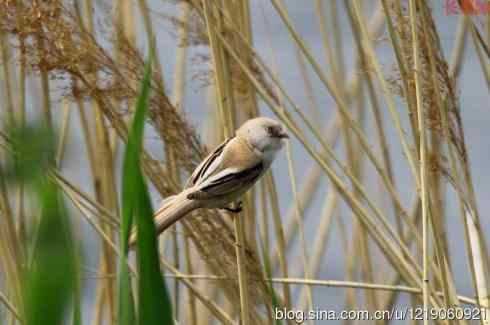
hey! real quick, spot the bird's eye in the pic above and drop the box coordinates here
[266,126,274,135]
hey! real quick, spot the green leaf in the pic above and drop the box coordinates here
[24,180,77,325]
[3,124,55,184]
[72,255,82,325]
[135,171,174,325]
[5,123,78,325]
[117,61,153,325]
[118,59,174,325]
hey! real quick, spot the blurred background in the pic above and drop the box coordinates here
[0,0,489,324]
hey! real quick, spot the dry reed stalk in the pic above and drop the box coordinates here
[261,12,329,287]
[0,18,15,126]
[346,2,402,245]
[293,47,321,125]
[419,3,466,315]
[353,81,382,319]
[50,171,120,229]
[388,1,490,321]
[0,177,23,319]
[348,0,420,192]
[272,138,333,272]
[466,210,490,325]
[407,2,430,324]
[0,15,24,320]
[310,0,359,212]
[79,1,118,322]
[260,36,422,298]
[469,21,490,89]
[350,2,458,308]
[14,29,27,251]
[138,0,165,92]
[202,1,251,322]
[263,14,318,317]
[155,274,479,306]
[172,1,190,112]
[265,5,385,279]
[62,182,136,276]
[380,196,421,311]
[258,180,270,257]
[265,279,479,306]
[298,189,337,310]
[0,289,20,322]
[183,233,197,325]
[170,1,191,321]
[161,258,237,325]
[381,0,420,149]
[265,172,292,308]
[449,16,468,78]
[255,41,427,283]
[55,99,71,166]
[285,142,314,318]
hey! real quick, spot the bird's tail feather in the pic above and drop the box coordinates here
[129,189,199,248]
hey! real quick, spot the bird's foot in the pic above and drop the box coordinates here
[222,201,243,213]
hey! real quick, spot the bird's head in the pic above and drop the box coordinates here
[237,117,289,153]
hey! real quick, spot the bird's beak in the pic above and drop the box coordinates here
[278,132,290,139]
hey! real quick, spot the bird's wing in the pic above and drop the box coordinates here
[187,161,264,200]
[187,136,264,200]
[185,137,234,188]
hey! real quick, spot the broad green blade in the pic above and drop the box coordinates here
[7,124,78,325]
[119,59,174,325]
[117,61,154,325]
[24,180,77,325]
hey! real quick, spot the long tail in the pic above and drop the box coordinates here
[129,189,199,248]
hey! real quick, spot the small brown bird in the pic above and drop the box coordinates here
[129,117,289,246]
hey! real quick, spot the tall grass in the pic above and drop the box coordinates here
[0,0,489,324]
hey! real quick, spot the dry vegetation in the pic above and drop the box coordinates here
[0,0,489,324]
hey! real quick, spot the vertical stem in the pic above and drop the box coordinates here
[83,1,118,323]
[138,0,165,90]
[0,17,24,316]
[16,38,27,244]
[409,1,429,324]
[285,142,314,319]
[173,2,190,112]
[467,211,490,325]
[298,189,337,310]
[183,237,197,325]
[266,173,292,309]
[56,100,72,167]
[0,21,15,126]
[169,2,191,319]
[233,215,250,325]
[203,1,252,322]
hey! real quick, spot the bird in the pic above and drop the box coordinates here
[129,117,289,246]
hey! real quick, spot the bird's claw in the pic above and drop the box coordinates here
[222,201,243,213]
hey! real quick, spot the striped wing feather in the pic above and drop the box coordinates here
[187,162,264,200]
[186,136,264,200]
[185,137,233,188]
